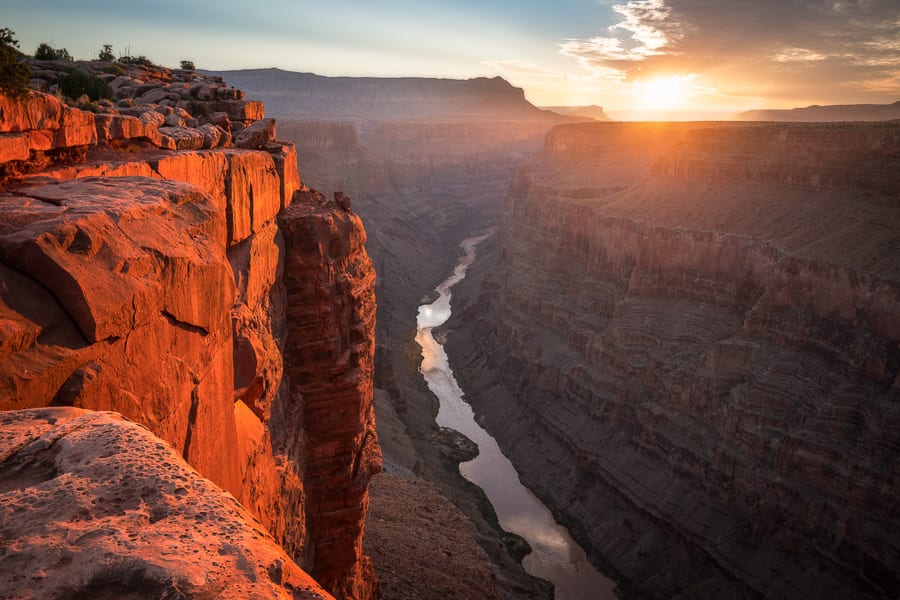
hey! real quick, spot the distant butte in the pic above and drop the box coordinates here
[735,99,900,121]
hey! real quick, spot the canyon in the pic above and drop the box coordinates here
[3,53,898,600]
[447,121,900,599]
[219,67,598,597]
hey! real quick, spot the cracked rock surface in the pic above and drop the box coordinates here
[0,407,332,600]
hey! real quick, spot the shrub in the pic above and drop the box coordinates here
[101,63,124,75]
[118,55,155,67]
[35,42,73,61]
[180,60,195,71]
[98,44,114,62]
[0,27,31,97]
[58,69,112,102]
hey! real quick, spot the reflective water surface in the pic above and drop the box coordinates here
[415,232,617,600]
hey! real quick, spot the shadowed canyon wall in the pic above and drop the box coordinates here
[448,121,900,599]
[0,70,379,600]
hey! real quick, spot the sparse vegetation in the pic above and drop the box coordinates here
[58,69,112,102]
[117,54,156,68]
[180,60,195,71]
[98,44,114,61]
[0,27,31,97]
[35,42,73,61]
[101,63,124,75]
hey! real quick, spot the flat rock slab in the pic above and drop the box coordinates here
[0,407,332,600]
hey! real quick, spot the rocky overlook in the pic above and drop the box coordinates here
[448,121,900,600]
[0,61,379,599]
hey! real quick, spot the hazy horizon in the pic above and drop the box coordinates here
[4,0,899,119]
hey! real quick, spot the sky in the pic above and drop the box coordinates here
[4,0,899,118]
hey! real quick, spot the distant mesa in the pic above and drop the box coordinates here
[206,68,572,121]
[735,100,900,121]
[543,105,612,121]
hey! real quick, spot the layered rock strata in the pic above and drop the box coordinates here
[0,85,378,599]
[3,60,267,185]
[0,407,332,600]
[279,190,381,598]
[449,121,900,600]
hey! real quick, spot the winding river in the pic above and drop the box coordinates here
[415,232,617,600]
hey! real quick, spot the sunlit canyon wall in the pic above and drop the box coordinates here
[0,70,379,600]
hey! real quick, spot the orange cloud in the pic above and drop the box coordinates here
[559,0,900,104]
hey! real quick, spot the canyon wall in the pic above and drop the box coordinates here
[0,73,379,600]
[448,121,900,599]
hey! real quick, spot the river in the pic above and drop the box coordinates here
[415,231,618,600]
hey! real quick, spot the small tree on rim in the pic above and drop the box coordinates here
[0,27,32,97]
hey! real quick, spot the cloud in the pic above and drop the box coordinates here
[559,0,673,66]
[559,0,900,103]
[773,48,827,63]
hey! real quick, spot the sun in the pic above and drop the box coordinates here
[634,74,697,111]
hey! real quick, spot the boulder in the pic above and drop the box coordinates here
[54,105,97,147]
[137,87,170,104]
[159,125,205,151]
[235,118,276,149]
[0,90,64,133]
[197,123,227,149]
[94,113,163,146]
[0,407,333,600]
[209,110,231,131]
[0,132,31,163]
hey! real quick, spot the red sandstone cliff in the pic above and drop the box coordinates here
[448,121,900,600]
[279,190,381,598]
[0,77,379,600]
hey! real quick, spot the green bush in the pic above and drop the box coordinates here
[98,44,114,61]
[0,27,31,97]
[101,63,124,75]
[118,55,155,67]
[35,42,73,61]
[180,60,195,71]
[58,69,112,101]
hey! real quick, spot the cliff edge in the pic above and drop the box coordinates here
[0,65,380,600]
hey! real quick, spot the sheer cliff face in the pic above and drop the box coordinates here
[0,89,379,599]
[449,122,900,600]
[279,191,381,599]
